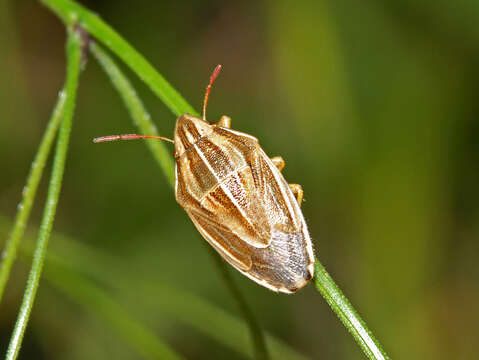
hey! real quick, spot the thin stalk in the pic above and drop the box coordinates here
[314,261,389,360]
[0,89,66,303]
[41,0,196,117]
[40,2,390,360]
[89,42,175,185]
[208,246,270,360]
[89,41,270,359]
[6,29,82,360]
[45,261,184,360]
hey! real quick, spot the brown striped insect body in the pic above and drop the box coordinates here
[94,66,315,293]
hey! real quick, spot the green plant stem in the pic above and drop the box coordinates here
[41,0,195,117]
[314,261,389,360]
[208,246,270,360]
[89,41,270,359]
[6,29,82,360]
[0,88,66,304]
[40,2,390,360]
[89,42,175,185]
[45,261,184,360]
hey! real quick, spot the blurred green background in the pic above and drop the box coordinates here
[1,0,478,359]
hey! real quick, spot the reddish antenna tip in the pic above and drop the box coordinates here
[212,64,222,80]
[203,64,222,121]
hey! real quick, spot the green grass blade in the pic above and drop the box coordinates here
[0,88,66,303]
[208,246,270,360]
[314,261,390,360]
[41,0,196,117]
[5,29,83,360]
[89,42,175,185]
[45,261,184,360]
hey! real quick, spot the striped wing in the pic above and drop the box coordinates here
[176,127,314,292]
[186,207,252,271]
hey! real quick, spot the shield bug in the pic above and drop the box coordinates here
[94,65,315,293]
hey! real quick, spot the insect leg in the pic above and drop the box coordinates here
[270,156,285,171]
[218,115,232,128]
[289,183,303,206]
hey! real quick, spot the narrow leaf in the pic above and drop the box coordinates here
[0,88,66,303]
[6,28,83,360]
[41,0,196,117]
[89,42,175,185]
[314,261,390,360]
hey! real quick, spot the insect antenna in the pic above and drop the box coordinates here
[203,64,222,121]
[93,134,174,143]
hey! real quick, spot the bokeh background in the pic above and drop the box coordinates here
[1,0,478,359]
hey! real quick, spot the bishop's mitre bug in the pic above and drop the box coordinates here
[94,65,315,293]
